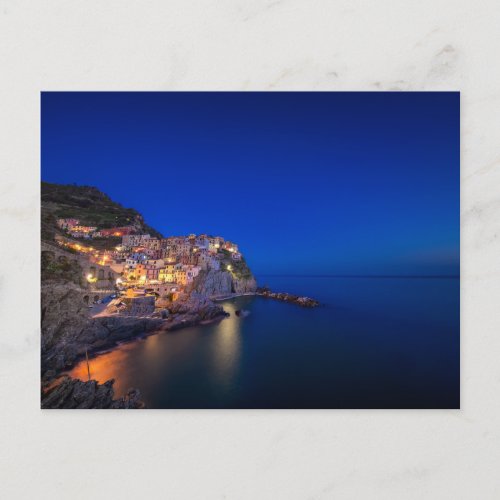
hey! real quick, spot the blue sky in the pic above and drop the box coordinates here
[41,92,459,275]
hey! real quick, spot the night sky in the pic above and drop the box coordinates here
[41,92,459,276]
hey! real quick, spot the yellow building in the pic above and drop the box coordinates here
[159,263,177,282]
[174,269,187,285]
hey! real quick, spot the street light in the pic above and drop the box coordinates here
[87,273,97,283]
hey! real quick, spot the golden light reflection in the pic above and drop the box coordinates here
[62,300,247,402]
[209,301,242,384]
[65,345,135,398]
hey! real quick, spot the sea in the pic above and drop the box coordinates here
[66,276,460,409]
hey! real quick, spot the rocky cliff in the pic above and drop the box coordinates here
[191,269,257,297]
[166,292,228,320]
[41,281,164,377]
[192,269,232,296]
[41,280,92,362]
[233,275,258,294]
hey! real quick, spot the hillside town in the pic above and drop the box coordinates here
[55,218,244,299]
[41,186,318,409]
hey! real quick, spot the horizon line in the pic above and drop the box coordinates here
[254,274,460,279]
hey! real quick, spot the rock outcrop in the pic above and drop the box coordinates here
[192,269,257,297]
[256,288,320,307]
[233,275,258,294]
[42,377,144,409]
[192,270,233,296]
[41,281,92,358]
[167,292,228,320]
[41,281,164,378]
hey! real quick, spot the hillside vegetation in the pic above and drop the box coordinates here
[41,182,162,245]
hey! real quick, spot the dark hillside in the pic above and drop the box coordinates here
[41,182,162,246]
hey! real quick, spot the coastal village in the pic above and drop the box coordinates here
[41,184,318,408]
[54,217,244,300]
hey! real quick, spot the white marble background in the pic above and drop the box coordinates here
[0,1,499,498]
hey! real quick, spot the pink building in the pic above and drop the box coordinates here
[56,218,80,230]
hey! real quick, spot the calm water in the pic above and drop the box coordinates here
[68,276,460,408]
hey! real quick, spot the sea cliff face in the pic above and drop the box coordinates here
[233,275,258,294]
[41,281,164,377]
[192,269,233,296]
[192,269,257,297]
[41,281,91,360]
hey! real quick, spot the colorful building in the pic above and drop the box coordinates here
[122,234,150,248]
[95,226,136,238]
[56,218,80,230]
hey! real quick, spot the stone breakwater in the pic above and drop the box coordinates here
[256,288,320,307]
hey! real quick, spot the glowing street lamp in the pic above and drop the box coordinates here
[86,273,97,283]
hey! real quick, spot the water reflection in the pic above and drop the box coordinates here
[59,278,459,408]
[65,303,244,401]
[66,343,138,398]
[209,301,242,387]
